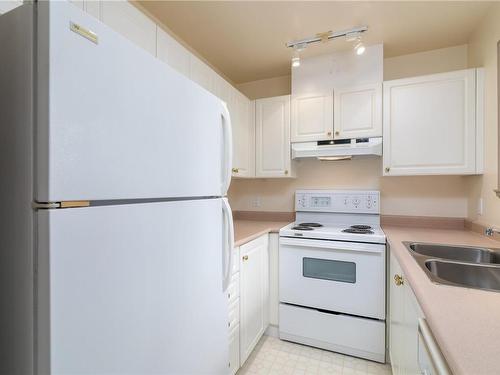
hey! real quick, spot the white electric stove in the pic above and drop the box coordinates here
[279,190,387,363]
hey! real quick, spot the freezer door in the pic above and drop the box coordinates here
[36,199,229,374]
[36,2,232,201]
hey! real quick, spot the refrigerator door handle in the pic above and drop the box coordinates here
[221,102,232,196]
[221,197,234,292]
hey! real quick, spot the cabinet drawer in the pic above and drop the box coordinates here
[279,303,385,363]
[232,247,240,275]
[228,272,239,304]
[228,298,240,330]
[229,323,240,375]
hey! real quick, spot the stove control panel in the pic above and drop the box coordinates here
[295,190,380,214]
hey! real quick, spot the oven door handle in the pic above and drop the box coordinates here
[280,237,385,254]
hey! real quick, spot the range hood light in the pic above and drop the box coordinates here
[317,156,353,161]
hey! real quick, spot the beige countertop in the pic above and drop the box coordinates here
[234,219,290,247]
[383,226,500,375]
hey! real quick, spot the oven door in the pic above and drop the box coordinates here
[279,237,385,319]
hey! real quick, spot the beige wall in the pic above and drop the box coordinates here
[383,44,468,80]
[229,45,471,217]
[236,75,291,100]
[466,3,500,227]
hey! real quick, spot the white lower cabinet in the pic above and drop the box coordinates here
[239,234,270,365]
[389,251,450,375]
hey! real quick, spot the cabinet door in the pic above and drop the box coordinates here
[156,27,190,77]
[232,94,255,178]
[240,235,269,365]
[255,95,292,178]
[84,1,100,19]
[383,69,478,176]
[390,252,426,375]
[334,83,382,139]
[189,55,216,93]
[101,1,156,55]
[390,252,405,375]
[291,93,333,142]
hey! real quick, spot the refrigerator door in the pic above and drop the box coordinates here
[36,199,229,374]
[36,2,232,202]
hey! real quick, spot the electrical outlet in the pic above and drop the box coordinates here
[252,197,261,208]
[477,198,483,216]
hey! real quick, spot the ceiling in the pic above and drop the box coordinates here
[137,1,493,84]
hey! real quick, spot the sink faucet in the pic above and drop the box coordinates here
[485,227,500,236]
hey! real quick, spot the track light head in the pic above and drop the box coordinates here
[355,41,366,55]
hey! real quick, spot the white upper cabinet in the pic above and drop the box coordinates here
[189,55,216,93]
[156,27,191,77]
[291,44,383,143]
[84,1,101,19]
[231,93,255,178]
[334,83,382,139]
[291,94,333,142]
[69,1,84,10]
[101,1,156,56]
[383,68,484,176]
[255,95,294,178]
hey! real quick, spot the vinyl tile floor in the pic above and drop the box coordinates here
[237,335,392,375]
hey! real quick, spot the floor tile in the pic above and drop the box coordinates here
[237,335,392,375]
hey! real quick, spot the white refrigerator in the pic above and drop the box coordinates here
[0,2,234,374]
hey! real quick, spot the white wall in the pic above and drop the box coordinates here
[229,45,471,217]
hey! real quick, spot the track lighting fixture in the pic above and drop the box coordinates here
[291,43,306,68]
[355,41,366,55]
[345,31,366,55]
[287,26,367,49]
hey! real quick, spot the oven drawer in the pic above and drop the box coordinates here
[279,237,385,319]
[279,303,385,363]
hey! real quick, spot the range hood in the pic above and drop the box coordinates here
[292,137,382,160]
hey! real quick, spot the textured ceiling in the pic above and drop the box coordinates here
[138,1,493,84]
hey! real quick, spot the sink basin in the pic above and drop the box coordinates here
[404,241,500,292]
[404,242,500,264]
[425,260,500,292]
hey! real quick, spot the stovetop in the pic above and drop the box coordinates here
[281,190,386,244]
[280,221,386,244]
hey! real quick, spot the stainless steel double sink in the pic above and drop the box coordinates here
[404,242,500,292]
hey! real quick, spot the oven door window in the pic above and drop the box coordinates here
[302,257,356,283]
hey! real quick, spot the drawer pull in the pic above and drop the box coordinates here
[242,255,249,261]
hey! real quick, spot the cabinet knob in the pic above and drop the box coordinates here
[284,170,289,175]
[232,168,239,173]
[335,131,339,136]
[242,255,248,261]
[327,131,332,136]
[394,274,404,286]
[385,167,390,173]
